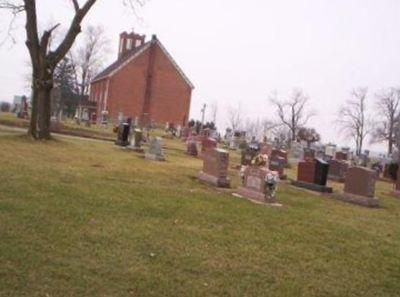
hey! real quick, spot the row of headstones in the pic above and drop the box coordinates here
[115,122,165,161]
[240,143,288,179]
[196,146,281,205]
[186,135,284,204]
[116,124,387,208]
[194,136,386,208]
[293,157,380,207]
[186,133,288,179]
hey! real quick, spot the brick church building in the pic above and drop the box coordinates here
[89,31,194,126]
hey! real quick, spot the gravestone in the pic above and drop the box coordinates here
[293,159,332,193]
[314,158,329,186]
[198,148,230,187]
[237,166,279,203]
[340,167,379,207]
[269,155,286,179]
[303,148,315,161]
[181,127,191,141]
[186,137,198,156]
[238,141,248,151]
[328,159,348,182]
[241,146,258,166]
[271,149,288,165]
[201,137,217,156]
[230,131,242,150]
[145,137,165,161]
[260,143,273,156]
[176,125,182,138]
[291,142,304,159]
[101,110,109,125]
[325,144,336,158]
[297,160,316,184]
[359,151,370,167]
[335,151,348,161]
[129,129,144,153]
[315,150,327,161]
[115,122,131,146]
[118,112,124,125]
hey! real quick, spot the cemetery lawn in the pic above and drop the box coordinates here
[1,127,400,297]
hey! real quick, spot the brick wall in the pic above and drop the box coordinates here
[149,45,192,126]
[90,42,192,126]
[107,50,149,121]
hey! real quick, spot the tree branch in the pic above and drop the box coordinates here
[71,0,79,12]
[49,0,97,66]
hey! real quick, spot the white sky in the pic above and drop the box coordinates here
[1,0,400,152]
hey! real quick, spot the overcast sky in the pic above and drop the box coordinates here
[1,0,400,151]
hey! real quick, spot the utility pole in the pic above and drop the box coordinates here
[201,103,207,128]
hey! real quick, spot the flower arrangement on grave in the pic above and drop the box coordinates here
[264,171,279,201]
[239,153,279,201]
[239,165,246,185]
[252,154,268,167]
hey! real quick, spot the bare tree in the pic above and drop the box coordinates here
[370,88,400,155]
[261,118,279,141]
[270,88,315,143]
[297,126,321,148]
[270,125,290,148]
[70,25,110,98]
[226,102,243,132]
[0,0,144,139]
[337,88,372,156]
[244,117,262,140]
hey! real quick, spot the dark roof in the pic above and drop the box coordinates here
[92,41,150,82]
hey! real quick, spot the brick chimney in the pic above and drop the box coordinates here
[118,30,146,60]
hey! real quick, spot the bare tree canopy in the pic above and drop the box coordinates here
[70,25,110,97]
[270,88,315,143]
[297,126,321,148]
[243,118,280,142]
[337,88,372,156]
[244,117,262,140]
[226,102,243,132]
[370,87,400,155]
[271,125,290,148]
[0,0,144,139]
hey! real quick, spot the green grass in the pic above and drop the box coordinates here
[1,126,400,297]
[0,112,116,140]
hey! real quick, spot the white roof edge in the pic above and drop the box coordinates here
[91,43,151,83]
[155,39,195,90]
[92,39,195,90]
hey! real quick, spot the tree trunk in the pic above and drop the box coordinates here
[388,123,394,155]
[28,86,38,138]
[37,86,52,139]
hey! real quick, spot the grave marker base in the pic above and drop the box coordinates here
[280,174,288,180]
[338,193,379,208]
[236,187,276,204]
[291,180,333,193]
[327,174,345,183]
[115,140,130,147]
[145,153,165,161]
[198,171,230,188]
[392,190,400,199]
